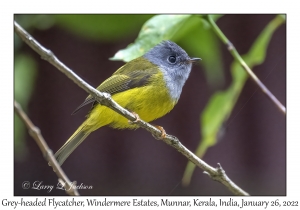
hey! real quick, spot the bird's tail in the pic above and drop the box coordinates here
[54,125,90,166]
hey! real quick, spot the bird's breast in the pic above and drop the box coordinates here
[113,72,177,123]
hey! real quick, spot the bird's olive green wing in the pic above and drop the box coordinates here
[72,57,159,115]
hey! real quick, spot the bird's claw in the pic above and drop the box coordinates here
[128,112,140,124]
[152,125,166,140]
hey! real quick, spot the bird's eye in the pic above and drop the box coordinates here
[168,55,176,64]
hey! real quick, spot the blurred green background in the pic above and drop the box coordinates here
[14,14,286,195]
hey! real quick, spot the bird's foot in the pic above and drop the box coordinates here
[128,112,140,124]
[152,125,166,140]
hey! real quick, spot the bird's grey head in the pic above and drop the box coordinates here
[143,40,200,101]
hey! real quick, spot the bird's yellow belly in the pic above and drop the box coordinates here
[84,83,176,131]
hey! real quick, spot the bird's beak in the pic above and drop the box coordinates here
[189,57,201,63]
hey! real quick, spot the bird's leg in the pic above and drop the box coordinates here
[128,111,141,124]
[128,112,166,140]
[152,125,166,140]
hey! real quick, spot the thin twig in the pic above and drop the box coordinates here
[14,21,249,196]
[14,101,79,196]
[206,15,286,115]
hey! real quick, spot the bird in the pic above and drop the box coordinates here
[54,40,200,166]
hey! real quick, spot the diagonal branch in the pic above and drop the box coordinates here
[206,15,286,115]
[14,101,80,196]
[14,21,249,196]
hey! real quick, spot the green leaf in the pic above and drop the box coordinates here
[199,14,224,29]
[211,14,224,22]
[182,15,285,186]
[111,15,192,62]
